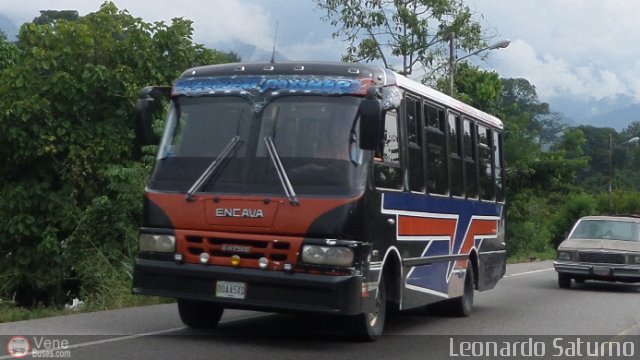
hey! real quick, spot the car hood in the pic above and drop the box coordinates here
[558,238,640,252]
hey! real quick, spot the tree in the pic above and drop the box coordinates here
[313,0,485,79]
[442,62,502,113]
[537,114,565,146]
[32,10,79,25]
[0,30,17,70]
[0,2,236,306]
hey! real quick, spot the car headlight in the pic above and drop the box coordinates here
[557,251,574,261]
[139,233,175,252]
[302,245,354,267]
[632,255,640,264]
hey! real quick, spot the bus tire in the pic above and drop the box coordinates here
[346,277,386,341]
[558,273,572,289]
[448,262,475,317]
[177,299,224,328]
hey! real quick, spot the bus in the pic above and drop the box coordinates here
[132,61,506,340]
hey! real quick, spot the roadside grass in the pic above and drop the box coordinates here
[507,248,556,264]
[0,292,173,324]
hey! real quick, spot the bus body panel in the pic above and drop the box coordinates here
[134,191,378,315]
[144,191,362,237]
[367,192,504,310]
[133,258,366,315]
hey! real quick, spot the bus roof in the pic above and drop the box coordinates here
[178,61,389,83]
[178,61,503,130]
[392,72,503,130]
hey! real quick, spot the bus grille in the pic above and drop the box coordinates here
[182,235,296,267]
[578,252,625,264]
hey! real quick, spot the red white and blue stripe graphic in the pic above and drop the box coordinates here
[382,193,501,297]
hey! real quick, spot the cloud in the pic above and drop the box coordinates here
[0,0,275,52]
[279,38,344,62]
[6,0,640,106]
[489,39,630,101]
[468,0,640,103]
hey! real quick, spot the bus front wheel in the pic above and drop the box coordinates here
[346,277,386,341]
[177,299,224,328]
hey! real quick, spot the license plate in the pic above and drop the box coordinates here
[593,266,610,276]
[216,281,246,299]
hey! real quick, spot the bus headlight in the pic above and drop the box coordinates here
[302,245,354,267]
[139,234,175,253]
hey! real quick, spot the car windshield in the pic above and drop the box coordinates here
[148,95,368,197]
[570,219,640,241]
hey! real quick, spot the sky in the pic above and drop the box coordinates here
[2,0,640,116]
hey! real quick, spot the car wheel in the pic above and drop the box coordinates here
[574,278,585,284]
[177,299,224,328]
[558,273,572,289]
[346,277,386,341]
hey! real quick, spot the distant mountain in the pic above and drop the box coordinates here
[582,104,640,131]
[547,94,640,131]
[0,13,18,40]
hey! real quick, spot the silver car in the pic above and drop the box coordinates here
[554,215,640,288]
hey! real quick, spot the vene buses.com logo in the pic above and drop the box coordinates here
[6,336,30,358]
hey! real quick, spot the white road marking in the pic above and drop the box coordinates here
[0,313,269,360]
[0,326,187,360]
[503,267,554,278]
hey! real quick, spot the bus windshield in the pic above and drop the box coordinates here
[148,95,368,197]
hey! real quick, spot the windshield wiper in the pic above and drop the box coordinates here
[264,136,299,206]
[185,136,241,202]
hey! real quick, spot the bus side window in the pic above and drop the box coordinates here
[374,110,403,190]
[406,96,424,193]
[478,125,494,201]
[463,118,478,199]
[448,113,464,197]
[494,131,505,201]
[425,103,448,195]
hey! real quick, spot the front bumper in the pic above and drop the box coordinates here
[554,261,640,282]
[132,258,368,315]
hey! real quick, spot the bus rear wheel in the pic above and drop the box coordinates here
[346,277,386,341]
[177,299,224,329]
[447,263,475,317]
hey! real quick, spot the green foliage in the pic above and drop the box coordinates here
[506,192,554,258]
[313,0,485,79]
[596,191,640,216]
[576,125,640,194]
[0,2,235,307]
[549,192,598,247]
[441,62,502,113]
[0,32,17,70]
[32,10,79,25]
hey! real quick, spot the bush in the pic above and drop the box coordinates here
[0,3,235,308]
[549,192,597,247]
[506,192,555,259]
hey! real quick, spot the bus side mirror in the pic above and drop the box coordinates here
[358,94,383,151]
[134,96,156,145]
[134,86,171,145]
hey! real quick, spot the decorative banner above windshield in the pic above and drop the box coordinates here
[173,76,375,96]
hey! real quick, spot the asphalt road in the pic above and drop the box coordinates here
[1,261,639,360]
